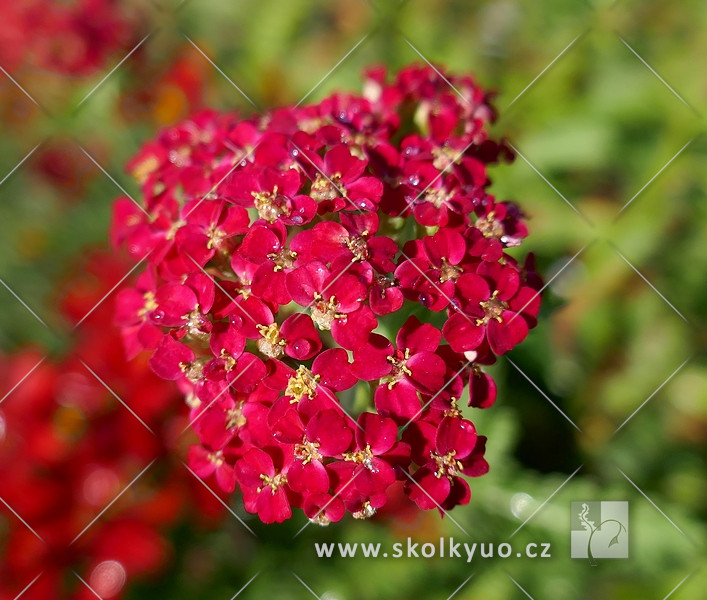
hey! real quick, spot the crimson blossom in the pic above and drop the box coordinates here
[111,63,542,524]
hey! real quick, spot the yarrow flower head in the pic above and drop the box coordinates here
[111,63,542,524]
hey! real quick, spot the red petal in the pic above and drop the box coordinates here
[357,412,398,455]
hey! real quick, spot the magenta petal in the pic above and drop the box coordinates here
[187,445,216,478]
[230,353,266,392]
[331,305,377,350]
[328,275,366,313]
[455,273,490,305]
[396,315,441,354]
[494,266,521,300]
[283,194,317,226]
[236,448,275,487]
[424,229,466,266]
[357,412,398,455]
[149,335,194,380]
[461,436,490,477]
[185,272,215,313]
[436,416,477,459]
[285,261,329,306]
[441,477,471,511]
[351,334,393,380]
[307,410,353,456]
[303,494,345,523]
[288,460,329,494]
[469,369,497,408]
[239,226,281,264]
[407,466,450,510]
[209,322,246,358]
[215,463,237,493]
[405,351,446,393]
[487,311,527,355]
[115,288,147,326]
[281,313,322,360]
[313,348,356,391]
[356,459,396,495]
[509,285,541,319]
[402,420,437,465]
[374,382,421,425]
[369,284,404,316]
[256,486,292,524]
[442,312,484,353]
[153,283,198,326]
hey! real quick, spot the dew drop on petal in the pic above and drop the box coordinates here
[89,560,126,599]
[151,309,165,322]
[408,174,420,186]
[290,215,304,225]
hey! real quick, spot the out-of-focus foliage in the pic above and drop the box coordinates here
[0,0,704,599]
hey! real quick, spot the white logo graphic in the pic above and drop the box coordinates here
[570,501,628,563]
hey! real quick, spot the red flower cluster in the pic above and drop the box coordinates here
[0,256,221,600]
[112,64,542,524]
[0,0,139,76]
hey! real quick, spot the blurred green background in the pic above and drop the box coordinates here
[0,0,705,598]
